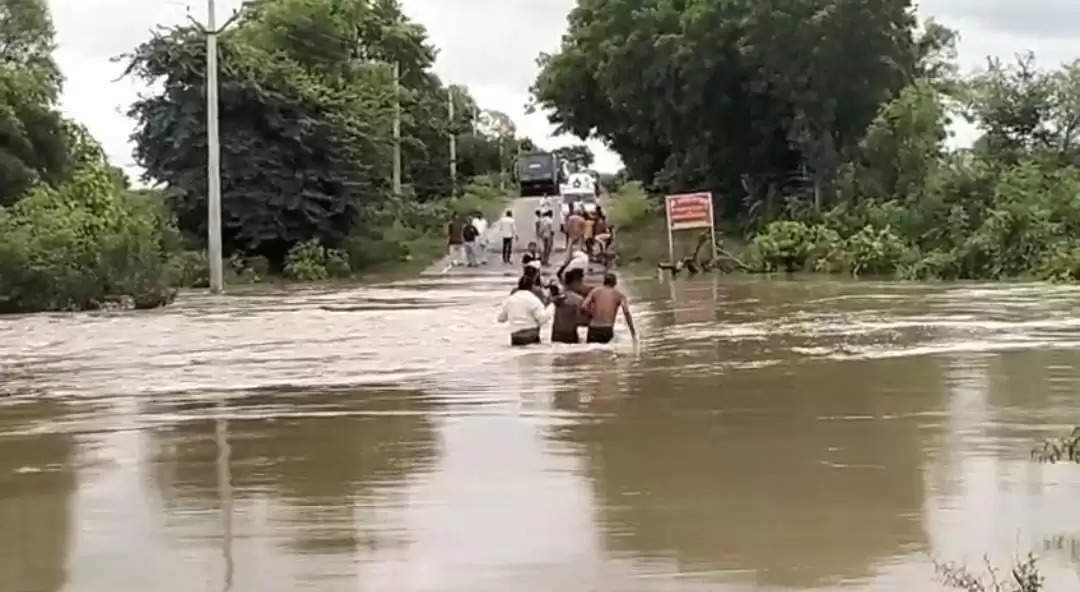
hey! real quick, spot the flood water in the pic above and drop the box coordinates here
[4,273,1080,591]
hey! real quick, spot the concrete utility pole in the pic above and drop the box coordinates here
[206,0,223,293]
[189,1,240,294]
[392,61,401,197]
[448,88,457,193]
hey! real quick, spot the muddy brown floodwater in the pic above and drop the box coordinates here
[4,274,1080,591]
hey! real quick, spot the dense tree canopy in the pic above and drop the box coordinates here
[0,0,69,205]
[127,0,511,261]
[553,144,594,171]
[963,53,1080,166]
[532,0,924,218]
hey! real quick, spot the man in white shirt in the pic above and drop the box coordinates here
[493,210,518,264]
[537,210,556,266]
[498,276,553,346]
[559,248,590,279]
[470,211,489,264]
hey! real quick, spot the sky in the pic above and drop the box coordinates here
[49,0,1080,180]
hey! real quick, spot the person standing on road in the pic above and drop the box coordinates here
[471,210,489,265]
[498,275,552,346]
[537,210,556,266]
[565,208,585,252]
[494,210,517,264]
[594,208,610,249]
[462,218,480,267]
[447,215,466,266]
[581,272,637,344]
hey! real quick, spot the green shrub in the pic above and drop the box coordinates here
[284,239,332,281]
[167,250,210,287]
[0,159,176,313]
[898,249,960,280]
[845,225,910,276]
[281,239,353,281]
[608,181,654,229]
[449,178,505,219]
[345,220,436,269]
[1036,241,1080,282]
[748,221,841,272]
[325,248,351,278]
[226,253,266,284]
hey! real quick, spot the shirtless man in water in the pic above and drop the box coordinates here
[581,272,637,344]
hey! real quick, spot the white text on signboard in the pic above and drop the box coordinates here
[666,193,713,230]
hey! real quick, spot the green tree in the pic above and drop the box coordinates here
[126,23,395,262]
[0,0,70,205]
[532,0,921,218]
[963,53,1056,163]
[0,124,175,312]
[851,82,949,201]
[554,144,594,171]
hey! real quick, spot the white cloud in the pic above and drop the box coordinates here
[49,0,1080,180]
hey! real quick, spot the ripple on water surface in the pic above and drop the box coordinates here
[4,277,1080,590]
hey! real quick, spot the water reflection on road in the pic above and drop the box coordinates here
[4,275,1080,590]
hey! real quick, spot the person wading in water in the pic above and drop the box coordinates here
[563,266,595,299]
[551,268,590,344]
[521,261,549,305]
[521,241,540,267]
[498,276,552,346]
[581,272,637,344]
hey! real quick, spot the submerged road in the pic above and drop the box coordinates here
[7,256,1080,588]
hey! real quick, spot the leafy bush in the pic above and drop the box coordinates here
[845,225,910,276]
[282,239,352,281]
[607,182,654,229]
[167,250,209,288]
[748,221,840,272]
[898,249,960,280]
[285,239,331,281]
[345,217,442,270]
[325,248,351,278]
[1037,241,1080,282]
[0,157,176,312]
[344,181,503,272]
[448,178,505,219]
[748,221,809,272]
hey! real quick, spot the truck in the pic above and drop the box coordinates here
[516,152,564,197]
[560,172,599,218]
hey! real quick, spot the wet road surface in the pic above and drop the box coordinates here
[4,275,1080,590]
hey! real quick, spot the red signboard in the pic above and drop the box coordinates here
[665,192,713,230]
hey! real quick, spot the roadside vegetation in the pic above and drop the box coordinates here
[533,0,1080,281]
[0,0,520,313]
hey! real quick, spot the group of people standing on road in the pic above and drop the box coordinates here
[498,256,637,347]
[447,210,520,267]
[449,201,636,347]
[448,202,614,271]
[562,205,614,266]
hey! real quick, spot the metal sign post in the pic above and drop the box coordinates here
[664,192,715,263]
